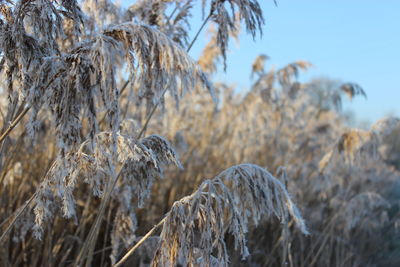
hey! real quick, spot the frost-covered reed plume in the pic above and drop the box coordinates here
[31,132,181,236]
[343,192,390,233]
[115,164,307,266]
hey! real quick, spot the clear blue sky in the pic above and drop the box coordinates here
[122,0,400,124]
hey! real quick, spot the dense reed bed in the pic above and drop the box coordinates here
[0,0,398,266]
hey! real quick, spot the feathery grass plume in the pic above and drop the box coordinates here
[198,25,222,74]
[0,0,82,96]
[304,79,367,114]
[251,60,311,103]
[82,0,121,29]
[277,61,312,89]
[343,192,390,232]
[340,82,366,100]
[370,116,400,168]
[168,0,195,47]
[32,158,66,239]
[152,164,308,266]
[251,54,269,78]
[110,209,138,265]
[337,129,379,164]
[201,0,264,70]
[0,0,85,155]
[253,67,276,102]
[10,205,35,243]
[103,22,214,110]
[111,132,182,264]
[125,0,167,27]
[197,19,240,75]
[124,0,193,48]
[371,116,400,137]
[141,134,183,170]
[318,127,380,171]
[304,78,344,112]
[30,131,181,241]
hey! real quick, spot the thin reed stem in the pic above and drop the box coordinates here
[187,13,212,52]
[0,191,37,244]
[99,78,131,126]
[0,106,30,144]
[114,218,166,267]
[74,171,120,267]
[137,13,212,139]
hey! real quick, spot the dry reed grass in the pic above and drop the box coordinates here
[0,1,399,267]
